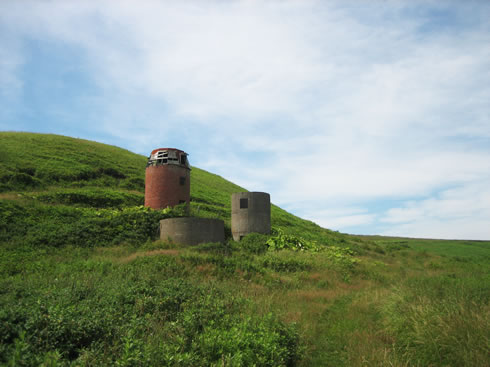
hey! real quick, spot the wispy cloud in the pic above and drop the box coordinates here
[380,182,490,239]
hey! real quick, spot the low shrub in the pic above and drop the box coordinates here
[35,188,144,208]
[196,241,237,256]
[0,268,301,366]
[8,172,42,189]
[239,233,270,254]
[1,201,187,248]
[266,229,322,252]
[262,255,310,273]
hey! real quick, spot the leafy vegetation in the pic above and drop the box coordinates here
[266,228,322,252]
[0,254,300,366]
[1,132,489,366]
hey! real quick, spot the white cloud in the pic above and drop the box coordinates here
[299,207,376,232]
[382,218,490,241]
[381,182,490,239]
[0,30,23,125]
[2,1,488,132]
[0,40,22,98]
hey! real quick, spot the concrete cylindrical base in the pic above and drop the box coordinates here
[160,217,225,245]
[231,192,271,241]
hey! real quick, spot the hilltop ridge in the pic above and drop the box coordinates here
[0,131,348,247]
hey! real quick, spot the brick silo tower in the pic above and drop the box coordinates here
[145,148,191,210]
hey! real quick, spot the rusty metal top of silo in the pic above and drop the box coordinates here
[150,148,186,155]
[146,148,190,169]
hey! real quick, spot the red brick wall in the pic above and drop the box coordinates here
[144,165,190,209]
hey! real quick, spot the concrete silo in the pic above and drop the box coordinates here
[144,148,190,210]
[160,217,225,245]
[231,192,271,241]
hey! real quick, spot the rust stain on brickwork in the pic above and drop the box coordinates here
[144,148,190,210]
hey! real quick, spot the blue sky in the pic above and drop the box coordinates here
[1,0,489,240]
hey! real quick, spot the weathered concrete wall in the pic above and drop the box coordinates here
[231,192,271,241]
[160,217,225,245]
[145,164,190,210]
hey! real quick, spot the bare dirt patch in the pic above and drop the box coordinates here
[293,289,343,302]
[0,193,27,200]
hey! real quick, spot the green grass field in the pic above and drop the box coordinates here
[1,132,489,366]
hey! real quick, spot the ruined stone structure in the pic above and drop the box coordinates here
[231,192,271,241]
[160,217,225,245]
[145,148,270,245]
[145,148,190,210]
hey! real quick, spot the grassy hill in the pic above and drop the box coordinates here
[0,131,346,246]
[1,132,489,366]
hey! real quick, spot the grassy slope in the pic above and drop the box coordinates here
[361,235,490,260]
[0,131,343,243]
[1,132,489,366]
